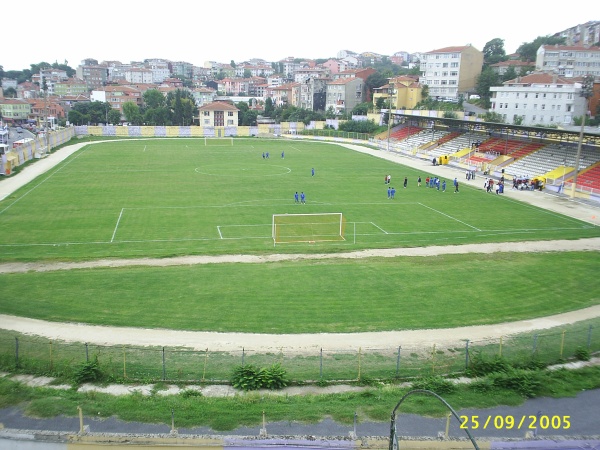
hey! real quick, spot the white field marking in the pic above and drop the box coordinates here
[217,226,223,239]
[0,148,89,216]
[194,165,291,177]
[143,145,146,152]
[0,226,587,249]
[418,202,482,231]
[111,208,125,242]
[289,145,303,152]
[370,222,389,234]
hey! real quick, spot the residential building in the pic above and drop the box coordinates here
[390,51,411,65]
[489,60,534,77]
[191,87,217,107]
[489,72,588,126]
[76,64,109,90]
[535,44,600,78]
[293,67,329,84]
[322,59,348,75]
[144,59,170,84]
[53,78,88,97]
[270,82,301,108]
[553,21,600,47]
[2,79,18,91]
[125,68,153,84]
[267,75,285,88]
[16,82,40,99]
[325,77,363,114]
[28,98,65,126]
[0,99,32,124]
[90,85,142,115]
[235,64,274,78]
[419,45,484,100]
[171,61,194,79]
[372,76,422,110]
[300,77,328,111]
[197,101,239,127]
[219,78,251,96]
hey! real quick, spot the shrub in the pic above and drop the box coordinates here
[231,364,289,391]
[73,356,103,384]
[467,352,510,377]
[574,347,591,361]
[411,376,456,395]
[259,363,289,390]
[489,369,543,398]
[231,364,263,391]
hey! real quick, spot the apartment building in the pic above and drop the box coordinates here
[90,85,142,115]
[536,44,600,78]
[53,78,88,97]
[553,21,600,47]
[489,60,534,77]
[372,76,422,110]
[270,83,301,108]
[0,99,32,123]
[76,64,109,90]
[191,87,217,107]
[419,45,483,100]
[125,68,153,84]
[489,72,587,126]
[325,77,363,114]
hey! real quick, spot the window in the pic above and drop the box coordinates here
[515,104,519,109]
[203,111,210,116]
[541,104,545,110]
[227,120,234,125]
[204,119,210,125]
[228,111,233,116]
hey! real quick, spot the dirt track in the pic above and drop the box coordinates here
[1,139,599,353]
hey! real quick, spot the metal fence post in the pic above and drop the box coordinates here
[242,347,245,366]
[85,343,89,362]
[162,347,166,381]
[465,340,469,370]
[319,348,323,379]
[533,334,538,355]
[395,346,401,378]
[588,325,593,349]
[15,337,19,367]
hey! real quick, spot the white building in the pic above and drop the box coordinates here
[125,68,153,84]
[536,44,600,78]
[489,72,588,126]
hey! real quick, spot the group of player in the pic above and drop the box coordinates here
[387,175,459,195]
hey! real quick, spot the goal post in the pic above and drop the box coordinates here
[272,213,346,244]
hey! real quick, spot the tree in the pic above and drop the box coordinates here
[3,87,17,98]
[501,66,518,83]
[365,72,388,101]
[230,60,237,68]
[475,67,501,108]
[243,69,252,79]
[108,109,122,124]
[68,109,87,125]
[122,102,142,125]
[351,102,371,116]
[143,89,166,109]
[483,38,507,65]
[516,35,566,62]
[264,97,274,117]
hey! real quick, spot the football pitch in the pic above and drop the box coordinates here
[0,137,599,334]
[0,138,598,261]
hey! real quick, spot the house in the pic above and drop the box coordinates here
[325,77,363,114]
[76,64,109,90]
[197,101,239,127]
[489,60,534,77]
[270,83,301,108]
[125,68,153,84]
[53,78,89,97]
[90,85,143,115]
[0,99,32,124]
[419,45,484,100]
[536,44,600,78]
[489,72,588,126]
[27,98,66,126]
[552,21,600,47]
[373,76,422,110]
[191,87,217,107]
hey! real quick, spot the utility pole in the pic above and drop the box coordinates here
[570,75,594,199]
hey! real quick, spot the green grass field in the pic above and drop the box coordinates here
[0,137,599,334]
[1,138,598,261]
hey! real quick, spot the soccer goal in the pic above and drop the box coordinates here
[204,137,233,146]
[272,213,346,244]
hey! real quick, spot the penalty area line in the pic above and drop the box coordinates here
[111,208,125,242]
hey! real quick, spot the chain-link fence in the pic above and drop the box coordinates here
[0,321,596,384]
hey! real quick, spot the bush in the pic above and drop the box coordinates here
[411,376,456,395]
[231,363,289,391]
[467,352,510,377]
[574,347,591,361]
[73,356,103,384]
[259,363,289,390]
[231,364,263,391]
[489,369,543,398]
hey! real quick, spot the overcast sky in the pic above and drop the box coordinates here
[2,1,595,71]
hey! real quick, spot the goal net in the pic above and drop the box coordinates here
[272,213,346,244]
